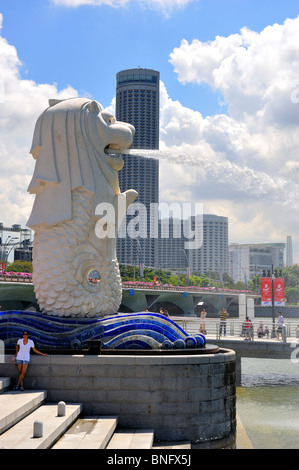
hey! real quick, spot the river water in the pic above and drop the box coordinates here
[237,357,299,449]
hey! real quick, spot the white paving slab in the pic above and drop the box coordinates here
[107,429,154,449]
[52,416,118,449]
[0,403,82,449]
[0,378,10,393]
[0,390,47,435]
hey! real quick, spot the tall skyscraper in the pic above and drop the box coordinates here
[116,68,160,150]
[117,153,159,268]
[116,68,160,268]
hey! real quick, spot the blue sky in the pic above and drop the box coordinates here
[1,0,298,114]
[0,0,299,265]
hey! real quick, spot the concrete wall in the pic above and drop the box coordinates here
[211,339,294,386]
[1,350,236,448]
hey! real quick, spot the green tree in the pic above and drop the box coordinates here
[282,265,299,304]
[283,265,299,288]
[7,260,33,273]
[285,286,299,305]
[248,275,261,293]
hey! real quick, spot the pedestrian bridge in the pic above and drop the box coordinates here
[0,280,260,316]
[121,284,259,316]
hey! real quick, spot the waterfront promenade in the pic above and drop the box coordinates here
[174,317,298,386]
[174,316,298,343]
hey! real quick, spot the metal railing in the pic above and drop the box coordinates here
[172,317,299,342]
[0,275,32,283]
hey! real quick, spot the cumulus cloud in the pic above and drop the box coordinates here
[169,16,299,181]
[156,17,299,258]
[170,18,299,118]
[0,14,78,228]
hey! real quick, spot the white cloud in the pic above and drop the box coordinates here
[169,16,299,181]
[50,0,196,16]
[51,0,130,7]
[170,18,299,118]
[157,17,299,260]
[0,14,78,228]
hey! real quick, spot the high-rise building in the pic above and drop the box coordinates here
[116,68,160,150]
[117,153,159,268]
[229,242,285,284]
[188,215,229,277]
[286,235,293,266]
[155,214,229,278]
[156,217,186,271]
[116,68,160,269]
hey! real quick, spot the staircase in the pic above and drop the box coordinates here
[0,378,190,449]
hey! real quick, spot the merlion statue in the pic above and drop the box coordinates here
[27,97,137,317]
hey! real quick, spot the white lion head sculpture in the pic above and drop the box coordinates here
[27,97,135,228]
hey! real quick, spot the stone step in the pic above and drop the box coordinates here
[106,429,154,449]
[152,441,192,449]
[0,390,47,435]
[0,402,82,449]
[52,416,118,449]
[0,378,11,394]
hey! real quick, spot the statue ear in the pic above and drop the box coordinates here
[48,99,64,107]
[88,100,101,114]
[30,145,42,159]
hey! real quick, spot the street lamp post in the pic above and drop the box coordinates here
[135,238,144,282]
[0,236,19,272]
[271,267,276,338]
[214,255,223,288]
[180,248,190,286]
[263,265,283,338]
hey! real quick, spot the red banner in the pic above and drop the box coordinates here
[274,278,285,306]
[261,277,272,305]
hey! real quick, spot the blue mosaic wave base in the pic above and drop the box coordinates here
[0,311,206,351]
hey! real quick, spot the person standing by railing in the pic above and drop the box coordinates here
[244,317,253,340]
[219,308,228,337]
[276,312,284,341]
[199,308,207,334]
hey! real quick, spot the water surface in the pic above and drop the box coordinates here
[237,358,299,449]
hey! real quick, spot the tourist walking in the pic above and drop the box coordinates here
[13,331,47,391]
[219,308,228,336]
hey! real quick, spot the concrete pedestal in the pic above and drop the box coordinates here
[1,349,236,448]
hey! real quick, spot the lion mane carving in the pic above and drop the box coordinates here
[27,97,137,317]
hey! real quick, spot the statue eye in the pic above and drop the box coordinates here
[102,111,115,125]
